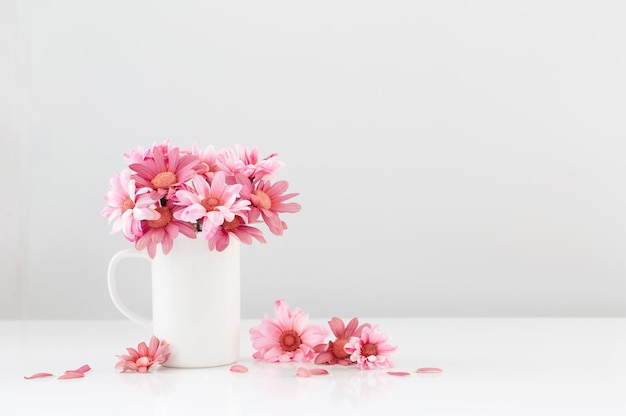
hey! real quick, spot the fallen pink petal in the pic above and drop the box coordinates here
[416,367,443,373]
[229,365,249,373]
[24,372,54,380]
[387,371,411,376]
[309,368,329,376]
[296,367,311,377]
[71,364,91,373]
[58,371,85,380]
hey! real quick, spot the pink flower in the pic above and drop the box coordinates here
[101,170,160,241]
[206,215,266,252]
[217,145,284,180]
[135,200,197,258]
[188,142,220,179]
[130,145,202,198]
[344,325,398,370]
[174,172,250,239]
[115,336,171,373]
[314,317,371,366]
[249,300,328,363]
[237,175,301,236]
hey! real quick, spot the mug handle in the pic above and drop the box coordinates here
[107,249,152,330]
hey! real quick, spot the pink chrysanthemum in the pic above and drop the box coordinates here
[217,145,283,180]
[130,145,202,198]
[344,325,398,370]
[188,142,220,180]
[101,170,160,241]
[115,336,171,373]
[236,175,301,236]
[135,200,197,258]
[314,317,371,366]
[249,300,328,363]
[206,215,266,252]
[173,172,250,239]
[124,139,171,164]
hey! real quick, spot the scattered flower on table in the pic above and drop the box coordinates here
[344,325,398,370]
[249,300,328,363]
[387,371,411,376]
[115,336,170,373]
[314,317,371,366]
[102,140,301,258]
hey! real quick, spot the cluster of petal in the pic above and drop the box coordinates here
[103,141,300,256]
[250,300,328,363]
[115,336,170,373]
[134,200,197,258]
[314,317,370,366]
[174,172,250,240]
[344,325,398,370]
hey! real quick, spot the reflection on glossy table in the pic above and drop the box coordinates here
[2,318,626,415]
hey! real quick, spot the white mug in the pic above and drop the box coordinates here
[107,236,240,368]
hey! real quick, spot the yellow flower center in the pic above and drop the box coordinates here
[151,171,178,189]
[122,198,135,211]
[252,190,272,210]
[136,357,150,367]
[146,206,172,229]
[200,196,222,212]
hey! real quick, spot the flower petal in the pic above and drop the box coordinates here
[24,372,54,380]
[296,367,311,378]
[229,365,249,373]
[68,364,91,374]
[387,371,411,376]
[416,367,443,374]
[309,368,329,376]
[328,317,346,338]
[58,371,85,380]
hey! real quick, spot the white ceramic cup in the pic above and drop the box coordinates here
[107,236,240,368]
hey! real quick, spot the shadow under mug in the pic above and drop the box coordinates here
[107,237,240,368]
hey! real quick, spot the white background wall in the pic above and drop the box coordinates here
[2,0,626,319]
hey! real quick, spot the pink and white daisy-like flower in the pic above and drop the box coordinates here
[101,169,160,241]
[344,325,398,370]
[115,336,171,373]
[130,145,202,198]
[174,171,250,239]
[314,317,371,366]
[206,215,266,252]
[236,175,301,236]
[188,142,220,180]
[249,300,328,363]
[135,200,197,258]
[124,139,171,164]
[217,145,283,181]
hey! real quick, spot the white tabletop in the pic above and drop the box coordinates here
[2,318,625,415]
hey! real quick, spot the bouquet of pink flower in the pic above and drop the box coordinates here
[102,140,301,258]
